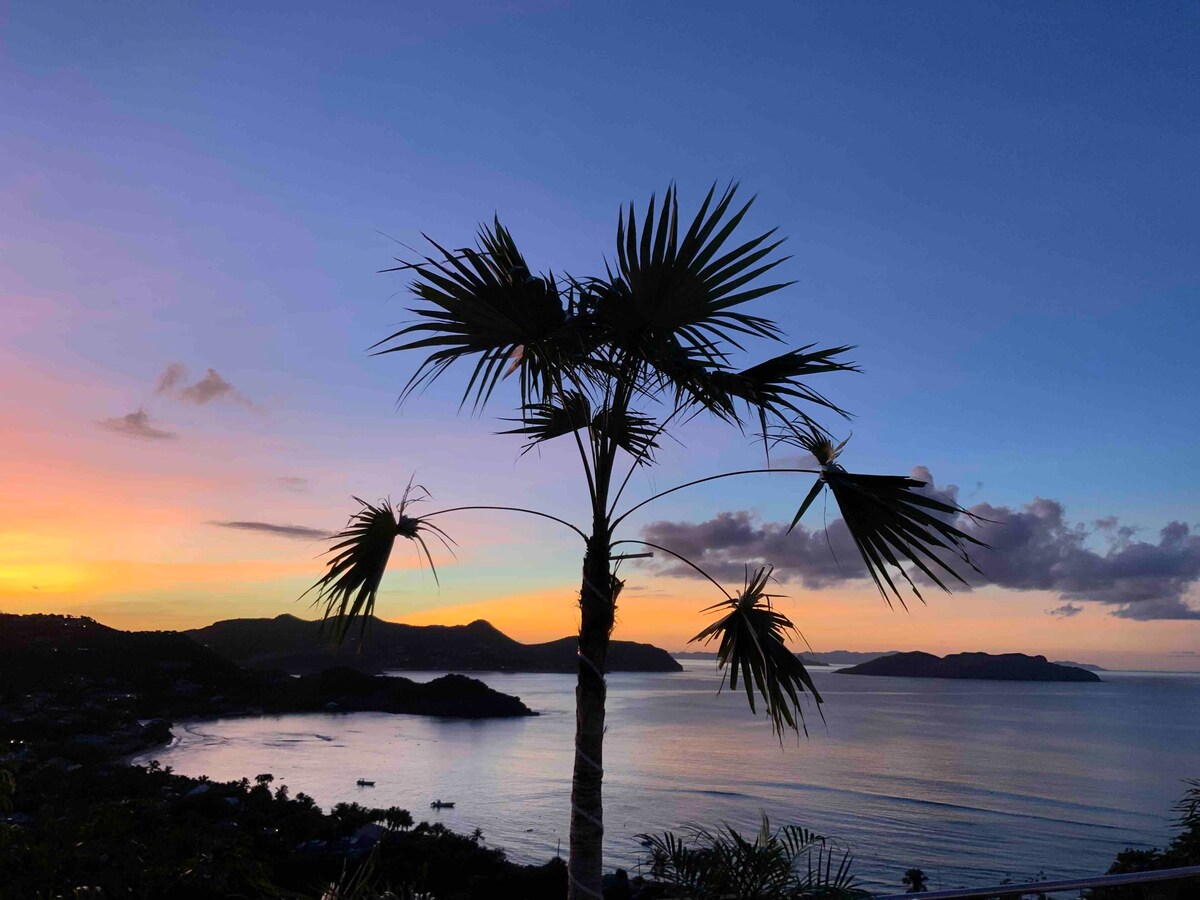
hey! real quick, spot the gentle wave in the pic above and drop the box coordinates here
[138,664,1196,891]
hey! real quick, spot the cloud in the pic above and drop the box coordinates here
[181,368,247,406]
[1047,602,1083,618]
[210,520,330,540]
[641,467,1200,621]
[154,362,188,395]
[277,476,310,493]
[155,363,256,408]
[97,407,176,441]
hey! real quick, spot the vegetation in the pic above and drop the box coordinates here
[1090,779,1200,900]
[0,613,533,761]
[0,760,566,899]
[637,815,868,899]
[305,183,984,897]
[901,868,928,893]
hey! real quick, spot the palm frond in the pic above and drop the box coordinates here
[594,183,792,371]
[710,344,858,421]
[374,219,578,411]
[689,566,822,737]
[825,471,987,609]
[637,829,715,892]
[779,426,988,609]
[637,814,867,900]
[706,343,859,451]
[301,484,454,645]
[500,390,593,454]
[593,406,660,462]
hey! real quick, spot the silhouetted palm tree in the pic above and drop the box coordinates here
[304,184,983,899]
[384,807,414,831]
[903,867,929,892]
[639,814,868,899]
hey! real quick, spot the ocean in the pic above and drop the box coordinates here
[136,662,1200,893]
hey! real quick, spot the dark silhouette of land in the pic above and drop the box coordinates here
[674,650,829,666]
[0,614,533,762]
[187,614,683,674]
[835,651,1102,682]
[1052,659,1108,672]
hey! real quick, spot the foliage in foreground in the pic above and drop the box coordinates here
[1089,779,1200,900]
[637,815,869,899]
[0,761,563,899]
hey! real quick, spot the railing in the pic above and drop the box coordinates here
[872,864,1200,899]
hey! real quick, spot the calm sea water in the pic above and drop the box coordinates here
[138,662,1200,892]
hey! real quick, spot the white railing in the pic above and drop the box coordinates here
[872,863,1200,899]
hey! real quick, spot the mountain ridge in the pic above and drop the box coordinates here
[186,614,683,674]
[0,612,535,755]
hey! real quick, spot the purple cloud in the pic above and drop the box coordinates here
[1047,602,1084,618]
[641,468,1200,621]
[210,520,329,540]
[154,362,256,408]
[97,407,176,441]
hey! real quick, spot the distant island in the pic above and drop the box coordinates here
[187,614,683,674]
[674,650,829,666]
[679,649,904,666]
[813,649,905,665]
[835,651,1102,682]
[1052,659,1108,672]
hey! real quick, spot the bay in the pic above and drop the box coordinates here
[137,662,1200,893]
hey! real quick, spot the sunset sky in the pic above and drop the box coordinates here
[3,2,1198,669]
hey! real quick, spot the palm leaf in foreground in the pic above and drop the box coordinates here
[781,426,989,609]
[638,814,867,900]
[302,484,454,644]
[689,566,822,737]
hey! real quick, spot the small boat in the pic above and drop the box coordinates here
[430,799,455,809]
[356,779,375,787]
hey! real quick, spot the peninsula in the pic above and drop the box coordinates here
[187,614,683,674]
[0,614,534,763]
[835,651,1102,682]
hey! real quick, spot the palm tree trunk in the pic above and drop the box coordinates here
[568,531,615,899]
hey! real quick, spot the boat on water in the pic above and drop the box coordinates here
[356,779,375,787]
[430,799,455,809]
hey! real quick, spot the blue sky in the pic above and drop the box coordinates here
[2,1,1198,662]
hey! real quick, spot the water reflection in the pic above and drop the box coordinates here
[141,663,1199,891]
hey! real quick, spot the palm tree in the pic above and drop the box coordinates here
[304,184,983,899]
[384,806,414,831]
[903,867,929,893]
[638,814,867,899]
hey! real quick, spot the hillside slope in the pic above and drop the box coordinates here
[187,614,683,673]
[0,614,535,730]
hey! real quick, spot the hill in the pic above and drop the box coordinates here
[814,649,905,665]
[835,651,1102,682]
[1053,659,1108,672]
[0,614,533,760]
[187,614,683,674]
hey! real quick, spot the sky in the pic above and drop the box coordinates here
[2,1,1198,669]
